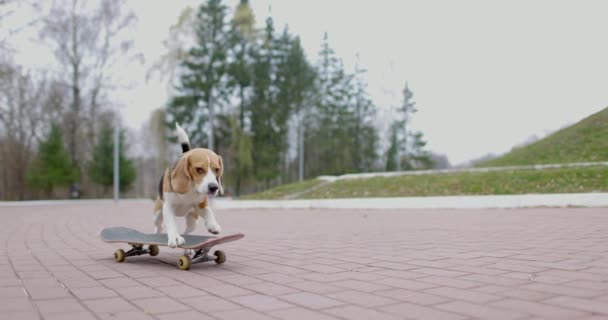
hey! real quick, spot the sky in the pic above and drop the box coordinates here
[8,0,608,165]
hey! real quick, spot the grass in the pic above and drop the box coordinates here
[242,166,608,200]
[480,107,608,166]
[240,179,324,200]
[243,108,608,200]
[300,166,608,199]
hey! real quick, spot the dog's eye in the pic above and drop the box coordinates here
[215,168,220,174]
[196,168,204,174]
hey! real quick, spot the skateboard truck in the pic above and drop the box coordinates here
[115,243,159,262]
[178,247,226,270]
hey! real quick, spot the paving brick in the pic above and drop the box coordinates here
[328,290,398,307]
[156,310,215,320]
[156,285,209,298]
[417,275,481,289]
[215,308,279,320]
[34,298,87,314]
[0,286,27,298]
[425,286,502,303]
[0,297,34,312]
[2,311,40,320]
[436,301,527,320]
[83,297,138,313]
[97,311,155,320]
[270,307,341,320]
[375,288,450,305]
[200,283,255,297]
[242,282,300,295]
[131,296,190,314]
[544,296,608,314]
[374,277,436,290]
[459,274,529,286]
[285,280,344,293]
[326,305,403,320]
[113,286,164,299]
[381,302,467,320]
[44,312,97,320]
[71,286,117,300]
[182,295,241,313]
[523,283,602,298]
[229,294,293,311]
[490,299,589,319]
[280,292,345,309]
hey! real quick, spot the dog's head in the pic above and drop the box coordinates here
[170,148,224,196]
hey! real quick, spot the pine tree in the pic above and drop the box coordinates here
[249,17,282,188]
[27,125,79,197]
[168,0,230,150]
[276,35,316,181]
[350,56,379,172]
[385,122,399,171]
[88,126,136,194]
[226,0,256,195]
[386,83,431,170]
[307,33,357,176]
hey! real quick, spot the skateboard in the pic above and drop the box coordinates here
[100,227,244,270]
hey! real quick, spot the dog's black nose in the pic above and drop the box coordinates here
[208,183,219,193]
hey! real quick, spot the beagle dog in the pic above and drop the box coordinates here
[153,124,224,247]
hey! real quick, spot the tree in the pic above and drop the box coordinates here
[27,125,78,197]
[0,62,64,200]
[306,33,361,177]
[168,0,230,150]
[226,0,256,194]
[88,125,136,194]
[386,83,431,170]
[350,55,379,172]
[40,0,137,172]
[276,34,315,181]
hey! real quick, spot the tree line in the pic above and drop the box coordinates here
[163,0,434,196]
[0,0,136,200]
[0,0,437,200]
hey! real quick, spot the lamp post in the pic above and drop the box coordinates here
[113,124,119,202]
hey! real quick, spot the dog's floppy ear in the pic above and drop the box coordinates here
[171,154,191,194]
[217,155,224,196]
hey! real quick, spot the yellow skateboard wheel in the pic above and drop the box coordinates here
[214,250,226,264]
[148,245,159,256]
[178,255,191,270]
[114,249,126,262]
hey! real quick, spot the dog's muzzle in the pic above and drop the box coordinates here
[208,183,219,195]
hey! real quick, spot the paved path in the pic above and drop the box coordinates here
[1,202,608,320]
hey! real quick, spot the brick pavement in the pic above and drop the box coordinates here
[0,202,607,319]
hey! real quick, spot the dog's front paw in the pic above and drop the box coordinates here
[167,232,185,248]
[206,222,222,235]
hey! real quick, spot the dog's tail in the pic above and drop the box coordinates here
[175,123,191,153]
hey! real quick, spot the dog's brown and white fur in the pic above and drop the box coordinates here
[153,124,224,248]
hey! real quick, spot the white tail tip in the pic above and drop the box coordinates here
[175,122,190,144]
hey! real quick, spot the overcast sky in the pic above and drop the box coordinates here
[9,0,608,165]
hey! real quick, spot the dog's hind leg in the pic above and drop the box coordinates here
[153,209,163,234]
[153,198,164,234]
[184,208,198,235]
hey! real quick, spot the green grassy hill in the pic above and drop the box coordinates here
[480,107,608,167]
[242,107,608,200]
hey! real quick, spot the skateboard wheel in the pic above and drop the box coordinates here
[178,255,191,270]
[114,249,126,262]
[148,245,159,256]
[214,250,226,264]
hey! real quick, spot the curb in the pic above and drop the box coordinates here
[2,193,607,209]
[213,193,608,209]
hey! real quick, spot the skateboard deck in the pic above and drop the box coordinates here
[100,227,244,270]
